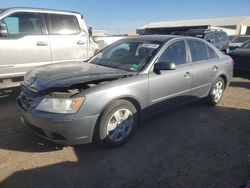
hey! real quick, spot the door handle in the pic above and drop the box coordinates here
[212,65,218,71]
[184,72,191,78]
[77,41,85,45]
[36,41,48,46]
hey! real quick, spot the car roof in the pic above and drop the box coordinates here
[120,35,178,43]
[1,7,81,15]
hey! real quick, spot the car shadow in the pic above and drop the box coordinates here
[1,101,249,188]
[230,81,250,90]
[233,72,250,80]
[0,87,64,153]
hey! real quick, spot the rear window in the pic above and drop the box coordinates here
[188,40,218,62]
[207,45,218,59]
[221,32,229,41]
[48,14,80,35]
[214,32,220,43]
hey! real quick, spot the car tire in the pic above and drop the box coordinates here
[207,77,225,106]
[93,100,139,148]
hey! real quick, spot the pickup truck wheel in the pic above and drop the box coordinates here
[94,100,138,147]
[207,77,225,106]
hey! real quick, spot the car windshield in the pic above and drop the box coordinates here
[88,40,162,72]
[240,40,250,49]
[231,36,250,43]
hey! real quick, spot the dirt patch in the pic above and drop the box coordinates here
[0,77,249,188]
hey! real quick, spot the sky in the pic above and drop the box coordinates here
[0,0,250,34]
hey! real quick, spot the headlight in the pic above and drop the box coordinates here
[36,97,85,114]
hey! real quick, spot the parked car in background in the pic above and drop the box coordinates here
[0,7,122,89]
[228,40,250,73]
[175,29,230,54]
[229,35,250,50]
[17,35,233,147]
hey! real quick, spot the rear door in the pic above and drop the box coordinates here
[187,39,220,97]
[47,13,88,63]
[148,39,192,112]
[0,12,51,78]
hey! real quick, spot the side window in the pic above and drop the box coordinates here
[3,12,44,36]
[158,40,187,65]
[207,45,218,59]
[49,14,80,35]
[188,40,209,62]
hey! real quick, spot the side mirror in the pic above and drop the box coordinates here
[154,62,176,73]
[0,22,8,37]
[88,27,93,37]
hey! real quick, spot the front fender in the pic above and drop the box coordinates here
[75,74,149,118]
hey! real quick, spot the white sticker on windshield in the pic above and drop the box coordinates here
[141,43,160,49]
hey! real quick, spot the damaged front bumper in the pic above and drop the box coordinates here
[17,96,99,145]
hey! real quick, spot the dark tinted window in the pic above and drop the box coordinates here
[3,12,44,36]
[188,40,208,62]
[221,32,229,41]
[188,40,218,62]
[214,32,220,43]
[49,14,80,35]
[158,40,187,65]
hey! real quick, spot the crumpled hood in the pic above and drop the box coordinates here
[23,62,134,92]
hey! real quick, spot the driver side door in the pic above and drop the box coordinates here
[148,39,192,112]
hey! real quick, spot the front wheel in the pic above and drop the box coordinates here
[207,77,225,106]
[93,100,138,147]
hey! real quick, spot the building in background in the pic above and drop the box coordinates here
[137,16,250,37]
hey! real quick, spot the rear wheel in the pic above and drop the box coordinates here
[94,100,138,147]
[207,77,225,106]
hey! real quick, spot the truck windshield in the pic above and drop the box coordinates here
[88,40,162,72]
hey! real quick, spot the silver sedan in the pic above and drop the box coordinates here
[17,35,234,147]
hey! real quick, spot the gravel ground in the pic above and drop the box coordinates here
[0,76,249,188]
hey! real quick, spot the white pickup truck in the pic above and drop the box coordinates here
[0,7,123,88]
